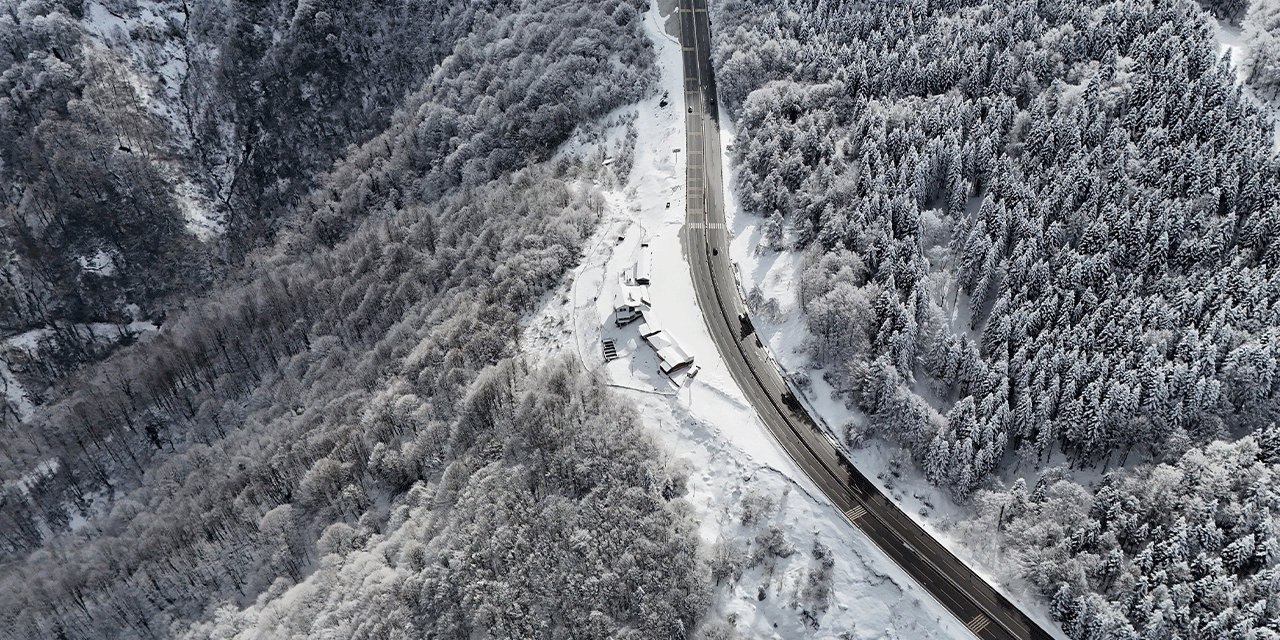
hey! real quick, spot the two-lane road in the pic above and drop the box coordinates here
[676,1,1058,639]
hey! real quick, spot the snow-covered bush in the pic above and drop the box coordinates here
[1244,0,1280,94]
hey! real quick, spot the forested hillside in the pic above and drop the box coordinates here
[0,0,468,418]
[1,0,654,424]
[959,432,1279,640]
[0,0,202,353]
[714,0,1280,636]
[181,360,709,640]
[0,1,715,638]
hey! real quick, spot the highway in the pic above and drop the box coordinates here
[675,1,1058,638]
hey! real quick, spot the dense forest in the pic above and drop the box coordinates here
[959,432,1279,640]
[0,0,510,332]
[7,0,1279,636]
[179,359,710,640]
[0,1,719,638]
[714,0,1280,636]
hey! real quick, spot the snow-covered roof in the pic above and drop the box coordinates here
[641,328,693,373]
[616,283,651,309]
[656,344,693,373]
[634,249,651,284]
[637,321,663,338]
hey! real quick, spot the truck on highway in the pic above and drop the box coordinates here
[781,390,802,412]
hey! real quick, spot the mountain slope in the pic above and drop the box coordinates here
[0,2,709,638]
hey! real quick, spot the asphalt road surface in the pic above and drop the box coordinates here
[676,1,1058,638]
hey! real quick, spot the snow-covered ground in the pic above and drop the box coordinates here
[520,7,988,638]
[7,458,60,495]
[4,320,160,355]
[83,0,189,136]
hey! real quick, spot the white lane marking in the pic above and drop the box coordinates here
[965,615,991,635]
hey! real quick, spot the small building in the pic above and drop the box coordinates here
[631,243,652,286]
[639,324,694,375]
[614,287,650,327]
[636,320,662,338]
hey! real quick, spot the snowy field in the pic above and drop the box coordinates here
[520,7,986,638]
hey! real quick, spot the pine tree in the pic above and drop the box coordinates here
[925,428,952,485]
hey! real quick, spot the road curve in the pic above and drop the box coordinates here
[675,1,1058,639]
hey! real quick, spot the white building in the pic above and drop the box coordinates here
[614,287,650,327]
[630,243,652,286]
[637,321,694,374]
